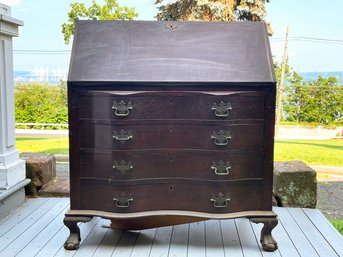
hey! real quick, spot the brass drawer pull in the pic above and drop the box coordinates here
[112,100,133,116]
[113,192,133,208]
[212,101,232,117]
[113,160,133,174]
[113,130,133,144]
[211,160,231,175]
[211,130,231,146]
[211,193,230,208]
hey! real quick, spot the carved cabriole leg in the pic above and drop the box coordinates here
[250,217,278,252]
[63,216,93,250]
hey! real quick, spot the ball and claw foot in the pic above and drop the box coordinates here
[260,235,278,252]
[250,217,278,252]
[63,216,92,250]
[64,233,81,250]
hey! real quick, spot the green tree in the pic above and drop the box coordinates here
[14,82,68,126]
[283,76,343,125]
[155,0,271,23]
[62,0,138,44]
[282,72,307,122]
[307,76,343,124]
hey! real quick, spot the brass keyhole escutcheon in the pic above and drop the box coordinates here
[165,23,178,30]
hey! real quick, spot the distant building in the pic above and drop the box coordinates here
[14,67,67,84]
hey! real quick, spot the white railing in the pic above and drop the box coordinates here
[276,125,343,140]
[15,123,68,130]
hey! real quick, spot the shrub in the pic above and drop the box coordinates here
[14,82,68,128]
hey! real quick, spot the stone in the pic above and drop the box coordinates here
[38,162,69,197]
[20,152,56,196]
[273,160,317,208]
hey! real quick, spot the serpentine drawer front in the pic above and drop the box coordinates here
[78,179,263,213]
[78,90,266,120]
[79,149,264,180]
[79,120,264,150]
[64,21,278,252]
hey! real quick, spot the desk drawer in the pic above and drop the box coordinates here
[79,179,262,213]
[78,90,265,120]
[79,120,264,151]
[80,149,263,180]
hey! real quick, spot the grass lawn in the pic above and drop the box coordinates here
[274,139,343,166]
[16,137,69,155]
[329,220,343,235]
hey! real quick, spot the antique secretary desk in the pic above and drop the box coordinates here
[64,20,278,251]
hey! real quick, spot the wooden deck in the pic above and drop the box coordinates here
[0,198,342,257]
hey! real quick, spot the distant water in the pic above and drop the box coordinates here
[14,71,66,84]
[299,71,343,84]
[14,70,343,84]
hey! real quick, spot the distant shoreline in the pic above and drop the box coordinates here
[13,70,343,84]
[299,71,343,83]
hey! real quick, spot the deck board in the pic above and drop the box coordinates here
[268,214,301,257]
[0,198,61,252]
[188,221,206,257]
[73,218,109,257]
[276,207,320,257]
[1,198,69,257]
[111,230,139,257]
[220,219,244,257]
[130,228,156,257]
[0,198,342,257]
[0,198,49,236]
[92,227,123,257]
[288,208,339,257]
[169,223,189,257]
[235,218,262,257]
[302,208,343,255]
[205,220,225,257]
[16,203,69,257]
[34,222,70,257]
[149,226,173,257]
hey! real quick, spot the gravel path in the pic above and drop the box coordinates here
[317,176,343,220]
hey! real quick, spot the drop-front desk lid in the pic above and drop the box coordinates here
[68,20,275,84]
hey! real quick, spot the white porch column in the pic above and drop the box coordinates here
[0,3,29,217]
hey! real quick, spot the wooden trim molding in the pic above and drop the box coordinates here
[65,209,277,220]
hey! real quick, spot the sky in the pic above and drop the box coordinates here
[1,0,343,73]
